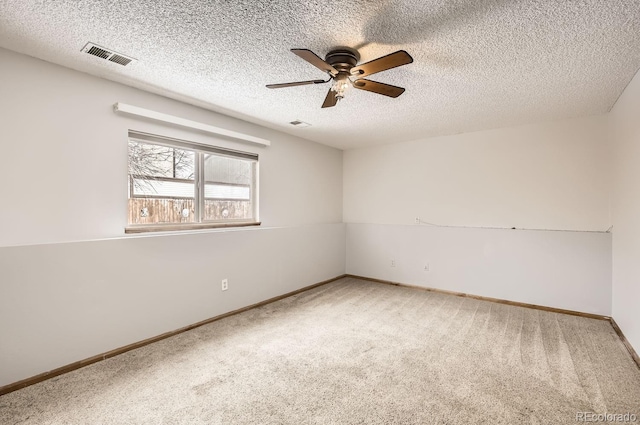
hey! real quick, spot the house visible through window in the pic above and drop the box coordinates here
[127,131,258,232]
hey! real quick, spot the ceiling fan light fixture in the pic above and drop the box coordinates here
[331,75,352,100]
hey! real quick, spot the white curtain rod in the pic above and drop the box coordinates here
[113,103,271,147]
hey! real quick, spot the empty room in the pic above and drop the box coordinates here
[1,1,639,423]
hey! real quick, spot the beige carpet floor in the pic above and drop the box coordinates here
[1,277,639,424]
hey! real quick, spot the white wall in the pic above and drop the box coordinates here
[347,223,611,315]
[0,48,345,386]
[344,117,612,314]
[0,48,342,247]
[0,225,345,386]
[611,69,640,353]
[344,116,610,231]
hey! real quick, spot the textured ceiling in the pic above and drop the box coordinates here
[1,0,640,149]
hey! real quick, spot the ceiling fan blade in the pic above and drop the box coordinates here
[321,89,338,108]
[266,79,328,89]
[352,79,405,98]
[351,50,413,78]
[292,49,338,77]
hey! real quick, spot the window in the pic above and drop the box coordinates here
[126,131,258,232]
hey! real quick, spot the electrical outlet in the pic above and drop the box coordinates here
[424,264,430,272]
[391,259,396,267]
[221,279,228,291]
[415,217,420,224]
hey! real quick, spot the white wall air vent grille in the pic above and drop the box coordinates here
[108,54,133,66]
[289,120,311,128]
[86,45,111,59]
[82,42,136,66]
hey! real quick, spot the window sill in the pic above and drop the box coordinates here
[125,221,261,234]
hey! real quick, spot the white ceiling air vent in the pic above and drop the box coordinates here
[289,120,311,128]
[81,42,136,66]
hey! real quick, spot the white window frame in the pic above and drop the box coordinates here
[125,131,259,233]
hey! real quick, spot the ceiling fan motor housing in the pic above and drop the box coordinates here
[325,48,360,73]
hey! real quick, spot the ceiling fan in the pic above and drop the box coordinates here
[266,48,413,108]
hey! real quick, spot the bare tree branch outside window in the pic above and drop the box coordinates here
[128,141,195,194]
